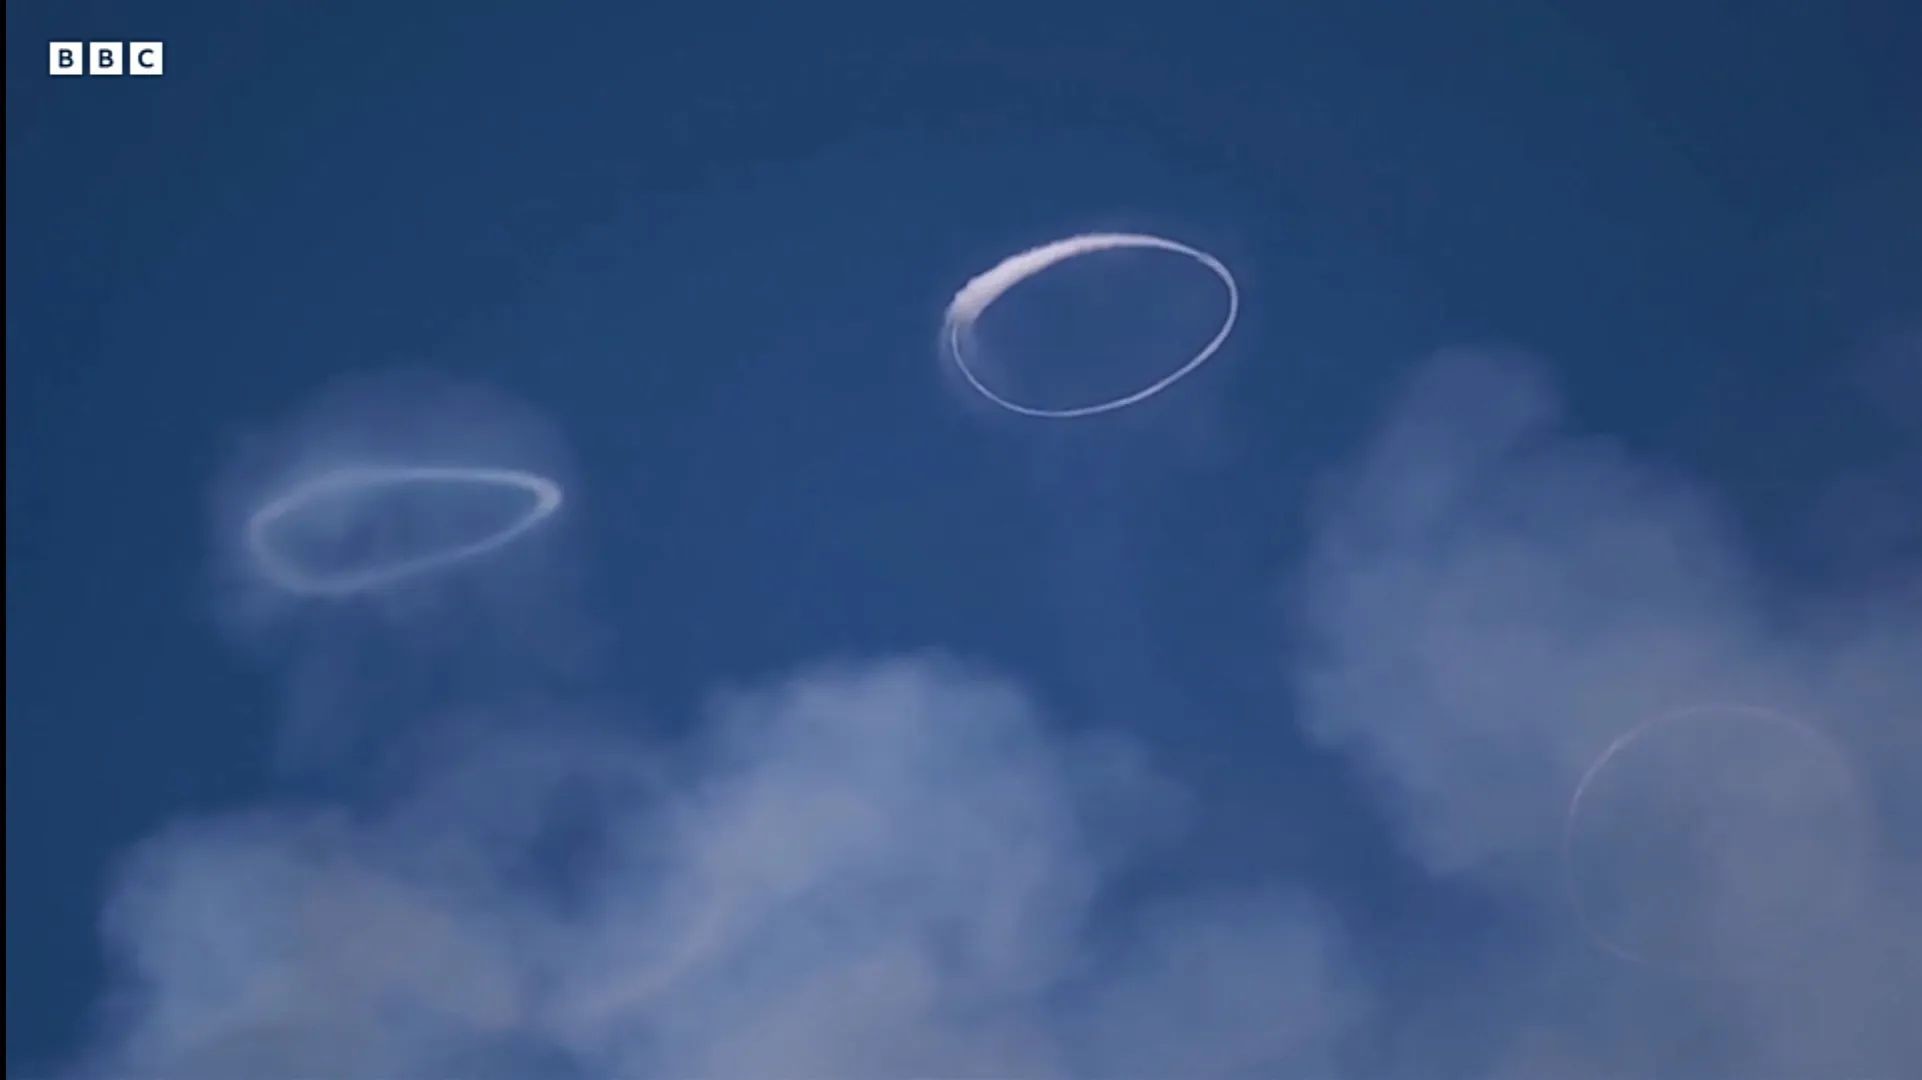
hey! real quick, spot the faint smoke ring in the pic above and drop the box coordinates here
[942,232,1240,418]
[1560,701,1869,970]
[244,465,564,597]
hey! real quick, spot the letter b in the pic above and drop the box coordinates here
[49,42,82,75]
[90,41,123,75]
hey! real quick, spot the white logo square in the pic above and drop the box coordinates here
[89,41,124,76]
[129,41,163,75]
[49,42,83,76]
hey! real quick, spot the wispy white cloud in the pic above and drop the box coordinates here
[73,658,1358,1079]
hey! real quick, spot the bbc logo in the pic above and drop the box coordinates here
[49,41,164,76]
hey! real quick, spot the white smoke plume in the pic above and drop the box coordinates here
[58,346,1920,1079]
[1289,348,1922,1077]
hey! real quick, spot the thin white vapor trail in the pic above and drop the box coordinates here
[942,232,1239,419]
[245,464,563,598]
[1559,701,1870,970]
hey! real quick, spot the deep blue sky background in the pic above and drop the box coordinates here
[7,0,1919,1070]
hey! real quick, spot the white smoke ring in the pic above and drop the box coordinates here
[245,465,564,598]
[1560,701,1866,969]
[943,232,1240,419]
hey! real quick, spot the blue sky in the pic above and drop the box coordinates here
[7,2,1920,1077]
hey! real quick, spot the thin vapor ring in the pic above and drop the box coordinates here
[244,464,564,597]
[942,232,1240,419]
[1560,701,1864,970]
